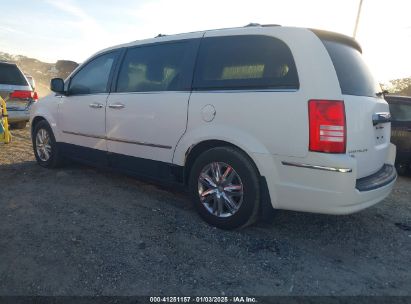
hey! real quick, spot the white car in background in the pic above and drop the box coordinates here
[30,25,397,229]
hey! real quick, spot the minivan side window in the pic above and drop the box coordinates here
[193,35,299,90]
[116,41,196,93]
[69,52,117,95]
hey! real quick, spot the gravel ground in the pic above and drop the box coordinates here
[0,128,410,296]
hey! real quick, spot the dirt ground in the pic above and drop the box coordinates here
[0,128,410,296]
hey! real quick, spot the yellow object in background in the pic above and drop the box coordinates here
[0,96,12,144]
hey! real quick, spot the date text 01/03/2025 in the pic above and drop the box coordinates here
[149,296,257,303]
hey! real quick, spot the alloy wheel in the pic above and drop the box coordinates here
[35,128,52,162]
[198,162,244,218]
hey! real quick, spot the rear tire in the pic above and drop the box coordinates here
[188,147,260,230]
[32,120,64,168]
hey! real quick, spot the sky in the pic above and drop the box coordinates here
[0,0,410,82]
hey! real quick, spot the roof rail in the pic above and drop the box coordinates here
[244,23,261,27]
[244,23,281,28]
[261,24,281,27]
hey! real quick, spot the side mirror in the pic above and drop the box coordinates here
[50,78,65,94]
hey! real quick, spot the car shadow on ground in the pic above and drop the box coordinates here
[0,160,408,237]
[0,160,410,295]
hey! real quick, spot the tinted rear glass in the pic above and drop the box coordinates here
[193,35,299,90]
[0,63,28,86]
[321,40,380,97]
[389,103,411,122]
[117,41,195,92]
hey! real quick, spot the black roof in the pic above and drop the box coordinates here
[310,29,362,53]
[0,61,17,66]
[385,95,411,103]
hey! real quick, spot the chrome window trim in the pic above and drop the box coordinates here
[108,91,190,95]
[57,92,110,97]
[193,89,299,93]
[107,89,298,95]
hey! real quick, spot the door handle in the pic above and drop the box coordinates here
[108,103,125,109]
[89,103,103,109]
[372,112,391,126]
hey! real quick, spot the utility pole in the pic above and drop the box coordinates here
[353,0,364,38]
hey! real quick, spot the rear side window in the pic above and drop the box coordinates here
[389,103,411,122]
[116,41,196,92]
[0,63,28,86]
[69,51,117,95]
[193,35,299,90]
[321,40,380,97]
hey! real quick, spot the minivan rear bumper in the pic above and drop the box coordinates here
[252,143,397,215]
[356,164,397,192]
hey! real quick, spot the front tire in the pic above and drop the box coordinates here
[32,120,63,168]
[189,147,260,230]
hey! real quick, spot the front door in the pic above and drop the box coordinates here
[58,51,119,164]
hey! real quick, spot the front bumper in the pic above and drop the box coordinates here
[252,143,397,215]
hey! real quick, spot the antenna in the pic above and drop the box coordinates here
[353,0,363,38]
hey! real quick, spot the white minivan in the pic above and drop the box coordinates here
[30,25,397,229]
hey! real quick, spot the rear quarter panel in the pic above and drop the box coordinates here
[173,27,343,169]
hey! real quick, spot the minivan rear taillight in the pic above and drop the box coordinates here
[308,99,346,153]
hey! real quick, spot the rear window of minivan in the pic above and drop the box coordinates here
[193,35,299,90]
[321,40,380,98]
[0,63,28,86]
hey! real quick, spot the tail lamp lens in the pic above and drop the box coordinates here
[308,99,346,153]
[10,90,38,102]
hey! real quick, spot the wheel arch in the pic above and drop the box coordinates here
[183,139,260,184]
[30,110,60,142]
[182,139,276,221]
[31,116,47,135]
